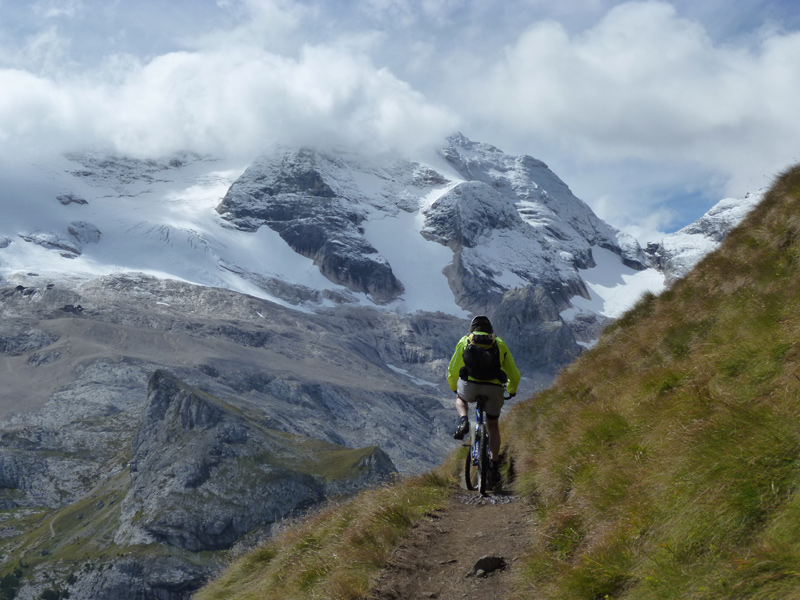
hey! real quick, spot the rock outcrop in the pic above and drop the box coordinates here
[121,370,395,552]
[18,221,101,258]
[216,147,406,303]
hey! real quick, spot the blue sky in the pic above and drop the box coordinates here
[1,0,799,240]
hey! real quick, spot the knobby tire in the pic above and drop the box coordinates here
[477,423,489,496]
[465,434,477,491]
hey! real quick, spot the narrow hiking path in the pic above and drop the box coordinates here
[367,490,534,600]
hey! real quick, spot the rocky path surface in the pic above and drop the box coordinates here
[368,489,533,600]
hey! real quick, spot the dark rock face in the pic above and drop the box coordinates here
[126,370,391,553]
[489,285,581,379]
[57,193,89,206]
[0,325,59,356]
[56,555,210,600]
[216,148,404,303]
[17,221,101,258]
[67,221,101,245]
[422,181,522,249]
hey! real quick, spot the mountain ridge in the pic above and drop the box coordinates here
[0,135,763,599]
[1,134,657,321]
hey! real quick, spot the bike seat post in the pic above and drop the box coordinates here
[474,396,487,428]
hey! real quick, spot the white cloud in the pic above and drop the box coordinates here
[357,0,467,26]
[0,39,457,162]
[1,0,798,236]
[463,1,800,201]
[194,0,307,52]
[0,69,76,151]
[33,0,83,19]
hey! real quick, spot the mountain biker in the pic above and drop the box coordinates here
[447,315,521,486]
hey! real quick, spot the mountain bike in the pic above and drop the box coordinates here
[464,396,490,496]
[463,393,508,495]
[464,395,489,494]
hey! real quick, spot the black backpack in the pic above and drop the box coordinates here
[460,332,507,383]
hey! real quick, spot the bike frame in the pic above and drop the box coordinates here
[465,396,490,495]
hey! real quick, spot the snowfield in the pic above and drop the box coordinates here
[0,136,759,339]
[562,246,665,321]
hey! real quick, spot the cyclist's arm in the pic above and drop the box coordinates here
[447,337,468,392]
[498,340,521,395]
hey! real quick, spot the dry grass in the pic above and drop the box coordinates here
[507,164,800,599]
[194,468,454,600]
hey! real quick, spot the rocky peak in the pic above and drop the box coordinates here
[422,180,523,249]
[208,134,662,373]
[216,146,406,303]
[645,191,764,284]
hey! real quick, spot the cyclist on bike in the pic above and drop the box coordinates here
[447,315,521,485]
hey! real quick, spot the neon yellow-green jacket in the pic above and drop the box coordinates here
[447,331,521,395]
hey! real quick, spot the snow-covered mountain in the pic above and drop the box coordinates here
[0,135,664,348]
[645,191,764,285]
[0,134,767,368]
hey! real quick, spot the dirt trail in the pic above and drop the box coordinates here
[368,490,534,600]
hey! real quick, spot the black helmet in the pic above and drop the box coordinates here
[469,315,493,333]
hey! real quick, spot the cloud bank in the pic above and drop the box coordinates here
[463,2,800,197]
[1,0,799,235]
[0,48,457,161]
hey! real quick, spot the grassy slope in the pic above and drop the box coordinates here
[507,164,800,599]
[195,166,800,600]
[194,470,454,600]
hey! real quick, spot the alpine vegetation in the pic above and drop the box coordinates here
[507,164,800,599]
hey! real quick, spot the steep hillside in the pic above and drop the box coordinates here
[0,276,451,598]
[192,165,799,600]
[507,164,800,598]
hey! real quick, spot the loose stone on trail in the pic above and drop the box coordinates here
[468,555,507,578]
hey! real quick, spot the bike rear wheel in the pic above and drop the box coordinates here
[464,434,478,491]
[477,423,489,495]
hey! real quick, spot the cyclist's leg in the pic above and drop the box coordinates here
[486,415,501,460]
[483,386,505,457]
[455,394,468,419]
[453,380,471,439]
